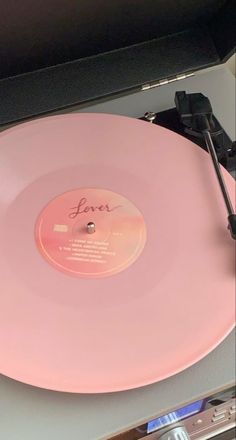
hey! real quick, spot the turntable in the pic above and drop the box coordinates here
[0,1,235,439]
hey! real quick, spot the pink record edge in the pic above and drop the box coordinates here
[1,321,235,394]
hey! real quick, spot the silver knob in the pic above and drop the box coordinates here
[159,427,190,440]
[87,222,96,234]
[144,111,156,123]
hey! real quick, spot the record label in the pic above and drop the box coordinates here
[35,188,147,278]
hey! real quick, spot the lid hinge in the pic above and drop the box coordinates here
[141,72,194,91]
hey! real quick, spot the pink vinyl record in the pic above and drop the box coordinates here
[0,113,235,393]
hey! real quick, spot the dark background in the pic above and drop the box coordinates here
[0,0,235,125]
[0,0,230,79]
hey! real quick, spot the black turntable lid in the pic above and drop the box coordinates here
[0,0,235,125]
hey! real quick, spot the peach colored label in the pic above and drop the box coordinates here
[35,188,146,278]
